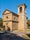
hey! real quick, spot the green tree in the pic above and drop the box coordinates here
[28,20,30,26]
[0,18,3,27]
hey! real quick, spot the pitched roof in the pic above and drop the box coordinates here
[3,9,19,16]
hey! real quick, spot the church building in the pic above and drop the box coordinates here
[3,4,28,31]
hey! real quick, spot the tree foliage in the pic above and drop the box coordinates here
[0,18,3,27]
[28,20,30,26]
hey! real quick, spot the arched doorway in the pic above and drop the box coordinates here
[3,26,5,30]
[7,27,10,31]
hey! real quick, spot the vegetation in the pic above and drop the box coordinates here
[23,34,30,39]
[28,20,30,26]
[0,18,3,31]
[18,29,24,32]
[27,29,30,32]
[23,34,29,38]
[27,20,30,29]
[27,34,30,38]
[0,18,3,27]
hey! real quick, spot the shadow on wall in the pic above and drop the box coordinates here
[0,33,30,40]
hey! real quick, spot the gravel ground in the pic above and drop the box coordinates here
[0,31,30,40]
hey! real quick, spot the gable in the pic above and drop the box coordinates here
[3,9,19,17]
[3,9,10,15]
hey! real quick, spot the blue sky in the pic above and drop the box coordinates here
[0,0,30,19]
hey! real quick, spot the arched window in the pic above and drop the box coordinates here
[20,7,22,12]
[6,16,8,18]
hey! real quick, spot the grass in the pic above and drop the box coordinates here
[23,34,30,39]
[18,29,30,33]
[26,34,30,38]
[0,27,3,32]
[27,29,30,32]
[18,29,25,32]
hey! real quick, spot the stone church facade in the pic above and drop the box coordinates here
[3,4,28,31]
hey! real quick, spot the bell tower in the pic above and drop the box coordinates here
[18,4,27,30]
[18,4,26,14]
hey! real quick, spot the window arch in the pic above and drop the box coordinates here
[20,7,22,12]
